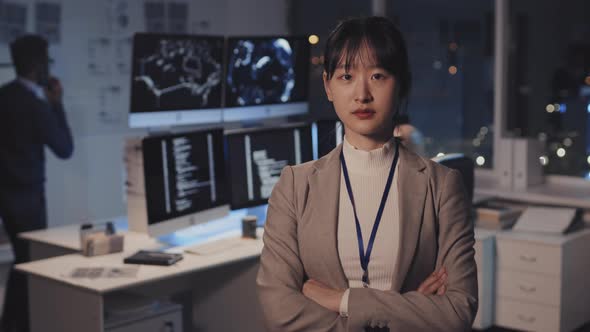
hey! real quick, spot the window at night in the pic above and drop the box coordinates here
[507,0,590,179]
[393,0,495,168]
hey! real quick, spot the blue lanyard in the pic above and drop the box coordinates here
[340,141,399,287]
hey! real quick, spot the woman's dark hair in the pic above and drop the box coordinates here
[323,16,411,111]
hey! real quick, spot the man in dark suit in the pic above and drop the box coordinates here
[0,35,73,332]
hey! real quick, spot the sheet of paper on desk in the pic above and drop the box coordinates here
[513,206,577,234]
[105,266,139,278]
[70,267,104,279]
[69,266,139,279]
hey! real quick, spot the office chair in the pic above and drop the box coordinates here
[431,153,475,206]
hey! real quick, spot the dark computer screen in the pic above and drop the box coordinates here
[225,124,313,209]
[130,33,224,127]
[225,36,310,108]
[142,129,228,225]
[315,120,344,158]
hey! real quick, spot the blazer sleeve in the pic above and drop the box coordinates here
[257,166,347,331]
[346,169,478,332]
[34,101,74,159]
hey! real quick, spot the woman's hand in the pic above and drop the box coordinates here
[302,279,344,312]
[417,267,448,295]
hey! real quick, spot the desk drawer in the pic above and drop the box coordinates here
[497,270,561,306]
[106,310,183,332]
[496,240,561,275]
[496,298,560,332]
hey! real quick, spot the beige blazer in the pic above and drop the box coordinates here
[257,142,478,332]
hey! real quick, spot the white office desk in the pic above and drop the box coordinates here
[475,177,590,209]
[17,229,263,293]
[20,208,560,331]
[16,227,266,332]
[18,216,128,260]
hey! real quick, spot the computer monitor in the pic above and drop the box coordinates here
[223,36,310,122]
[129,33,225,128]
[225,123,313,209]
[312,119,344,159]
[140,128,229,237]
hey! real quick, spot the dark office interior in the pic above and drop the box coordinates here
[0,0,590,331]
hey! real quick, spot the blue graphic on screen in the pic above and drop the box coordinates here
[225,37,309,107]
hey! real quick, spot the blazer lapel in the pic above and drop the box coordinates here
[391,144,427,291]
[307,145,348,290]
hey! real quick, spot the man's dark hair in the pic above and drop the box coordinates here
[10,34,49,77]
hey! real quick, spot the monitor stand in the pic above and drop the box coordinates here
[154,204,268,250]
[145,125,173,136]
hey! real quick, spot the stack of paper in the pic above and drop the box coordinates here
[513,206,578,234]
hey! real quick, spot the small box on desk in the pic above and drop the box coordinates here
[80,222,124,257]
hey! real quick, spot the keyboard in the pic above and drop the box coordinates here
[183,236,255,255]
[176,216,241,239]
[158,215,243,247]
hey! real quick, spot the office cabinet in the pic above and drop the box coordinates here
[494,229,590,332]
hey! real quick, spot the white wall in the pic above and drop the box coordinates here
[225,0,288,35]
[1,0,289,227]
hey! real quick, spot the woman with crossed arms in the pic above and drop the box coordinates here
[257,16,478,332]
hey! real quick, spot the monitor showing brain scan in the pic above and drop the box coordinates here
[129,33,224,128]
[225,36,310,108]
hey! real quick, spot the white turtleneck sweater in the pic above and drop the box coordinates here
[337,136,400,317]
